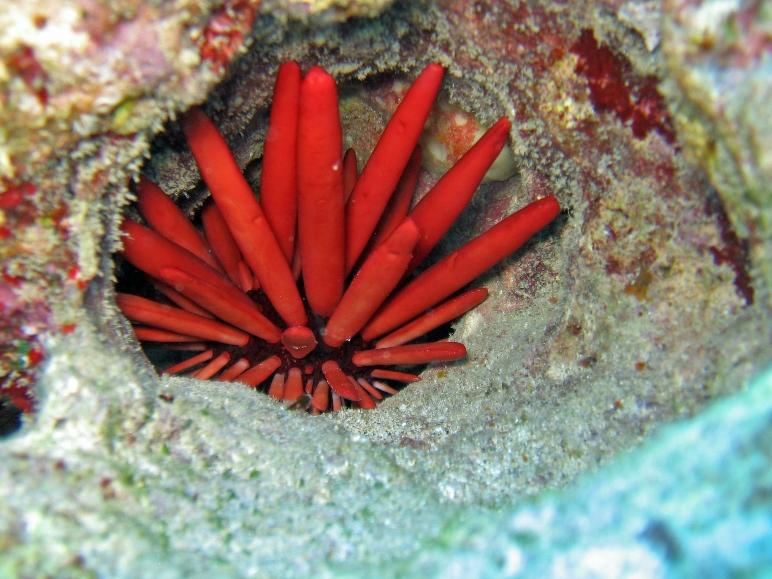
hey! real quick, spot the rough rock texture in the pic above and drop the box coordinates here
[662,0,772,307]
[0,0,770,576]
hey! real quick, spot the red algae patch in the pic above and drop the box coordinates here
[572,29,675,143]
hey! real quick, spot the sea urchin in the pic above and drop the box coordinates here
[117,62,560,413]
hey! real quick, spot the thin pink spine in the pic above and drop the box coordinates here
[236,356,282,387]
[283,367,304,401]
[371,380,398,395]
[370,369,421,383]
[268,373,285,399]
[357,378,383,400]
[132,327,203,343]
[117,293,249,346]
[201,201,244,288]
[310,380,330,412]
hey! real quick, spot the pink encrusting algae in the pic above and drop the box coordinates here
[117,62,560,413]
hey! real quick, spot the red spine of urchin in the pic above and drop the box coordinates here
[362,195,561,340]
[370,369,421,382]
[116,294,249,346]
[181,107,307,328]
[321,360,360,401]
[162,349,214,375]
[352,342,467,366]
[345,63,444,272]
[132,327,202,343]
[297,67,346,317]
[193,351,231,380]
[323,218,420,348]
[370,147,421,249]
[121,220,281,342]
[350,377,376,409]
[136,177,221,271]
[151,280,214,318]
[408,117,512,269]
[260,61,301,262]
[218,357,250,381]
[201,201,246,289]
[375,287,489,349]
[283,367,304,402]
[158,267,281,343]
[310,380,330,412]
[236,356,282,387]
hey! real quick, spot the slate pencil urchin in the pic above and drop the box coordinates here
[117,62,560,413]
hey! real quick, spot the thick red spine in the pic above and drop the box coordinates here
[321,360,360,401]
[201,201,245,288]
[181,107,307,327]
[218,358,250,382]
[281,326,317,359]
[193,352,231,380]
[408,117,511,269]
[122,220,229,292]
[117,293,249,346]
[375,287,489,349]
[237,356,282,387]
[297,67,346,317]
[362,195,560,340]
[121,220,280,340]
[260,61,301,262]
[352,342,467,366]
[324,219,419,347]
[345,64,444,272]
[137,177,221,270]
[121,220,278,342]
[342,148,358,203]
